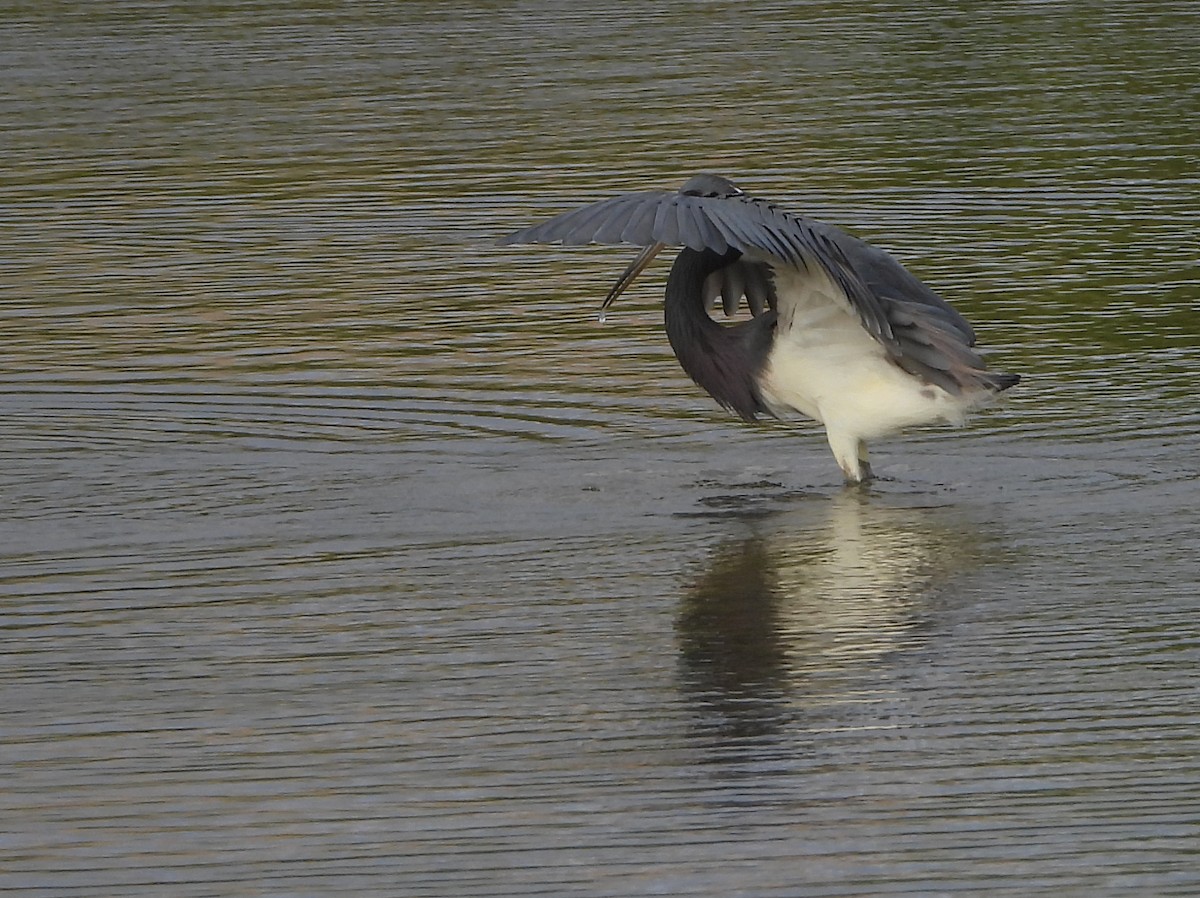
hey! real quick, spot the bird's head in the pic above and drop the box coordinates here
[679,173,744,198]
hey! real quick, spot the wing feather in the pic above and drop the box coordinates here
[501,176,1004,393]
[701,259,776,319]
[652,196,681,247]
[591,195,651,243]
[742,262,775,316]
[619,198,663,245]
[680,198,729,254]
[704,201,797,264]
[500,191,668,246]
[718,263,744,316]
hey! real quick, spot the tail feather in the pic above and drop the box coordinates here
[986,372,1021,392]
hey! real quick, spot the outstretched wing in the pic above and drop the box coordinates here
[501,174,1001,394]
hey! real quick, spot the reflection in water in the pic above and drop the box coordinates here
[678,537,788,738]
[679,493,977,741]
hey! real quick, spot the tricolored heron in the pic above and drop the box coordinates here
[501,174,1019,483]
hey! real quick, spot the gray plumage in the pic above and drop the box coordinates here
[500,174,1019,483]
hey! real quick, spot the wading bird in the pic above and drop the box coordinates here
[501,174,1018,483]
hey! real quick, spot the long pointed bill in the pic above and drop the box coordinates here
[600,242,666,311]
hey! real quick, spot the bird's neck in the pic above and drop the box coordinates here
[663,248,772,422]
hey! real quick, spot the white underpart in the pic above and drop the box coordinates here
[756,264,992,482]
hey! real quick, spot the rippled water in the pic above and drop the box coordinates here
[3,2,1200,895]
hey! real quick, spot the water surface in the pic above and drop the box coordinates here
[3,2,1199,895]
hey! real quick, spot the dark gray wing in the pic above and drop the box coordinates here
[503,187,832,272]
[809,221,975,343]
[805,221,1005,393]
[501,184,893,342]
[502,176,1007,394]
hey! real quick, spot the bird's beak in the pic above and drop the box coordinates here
[601,242,666,311]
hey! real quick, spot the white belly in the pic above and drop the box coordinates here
[756,268,974,441]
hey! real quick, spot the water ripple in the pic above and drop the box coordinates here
[4,2,1200,896]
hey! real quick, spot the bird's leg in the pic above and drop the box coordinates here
[827,430,873,485]
[857,440,874,482]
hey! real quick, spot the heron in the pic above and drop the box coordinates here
[500,174,1019,483]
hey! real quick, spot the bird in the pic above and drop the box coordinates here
[500,173,1019,483]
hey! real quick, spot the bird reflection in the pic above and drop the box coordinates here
[677,537,789,740]
[678,491,978,743]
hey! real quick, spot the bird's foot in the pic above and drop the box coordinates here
[840,459,874,486]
